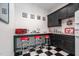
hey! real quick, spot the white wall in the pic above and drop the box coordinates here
[62,17,75,35]
[75,10,79,56]
[0,3,15,56]
[0,3,48,56]
[14,3,49,34]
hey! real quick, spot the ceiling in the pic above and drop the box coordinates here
[31,3,68,14]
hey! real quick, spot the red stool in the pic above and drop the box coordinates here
[45,35,50,48]
[34,35,41,49]
[20,36,29,54]
[20,36,29,41]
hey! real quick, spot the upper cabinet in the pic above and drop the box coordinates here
[48,14,53,27]
[48,11,61,27]
[48,3,79,27]
[58,6,67,19]
[67,3,79,18]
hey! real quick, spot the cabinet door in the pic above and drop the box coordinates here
[48,14,53,27]
[58,7,67,19]
[50,35,54,45]
[57,35,63,48]
[63,36,75,54]
[68,36,75,54]
[51,34,56,47]
[50,34,58,47]
[48,12,59,27]
[53,12,59,26]
[67,3,79,18]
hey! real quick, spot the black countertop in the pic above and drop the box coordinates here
[14,33,52,37]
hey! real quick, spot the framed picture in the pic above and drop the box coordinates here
[0,3,9,24]
[43,17,46,21]
[30,14,35,19]
[22,12,27,18]
[37,15,41,20]
[67,20,73,25]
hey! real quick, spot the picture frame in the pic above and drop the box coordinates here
[43,17,46,21]
[30,14,35,19]
[22,12,27,18]
[0,3,9,24]
[37,15,41,20]
[67,20,73,25]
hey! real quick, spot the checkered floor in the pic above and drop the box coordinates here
[22,46,74,56]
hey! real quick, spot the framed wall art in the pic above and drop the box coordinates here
[67,20,73,25]
[30,14,35,19]
[22,12,27,18]
[0,3,9,24]
[37,15,41,20]
[42,17,46,21]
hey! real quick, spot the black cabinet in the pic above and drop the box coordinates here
[58,6,67,19]
[52,12,59,26]
[50,34,58,47]
[67,3,79,18]
[48,14,53,27]
[57,35,64,49]
[50,34,75,55]
[48,12,60,27]
[48,3,79,27]
[63,35,75,54]
[48,10,62,27]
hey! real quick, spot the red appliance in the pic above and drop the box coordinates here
[15,29,27,34]
[64,27,74,34]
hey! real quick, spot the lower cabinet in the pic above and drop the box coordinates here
[50,35,58,47]
[63,35,75,54]
[50,34,75,55]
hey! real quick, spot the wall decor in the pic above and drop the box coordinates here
[37,15,41,20]
[64,27,74,34]
[0,3,9,24]
[67,20,73,25]
[30,14,35,19]
[22,12,27,18]
[43,17,46,21]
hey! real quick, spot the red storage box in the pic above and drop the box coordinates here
[15,29,27,34]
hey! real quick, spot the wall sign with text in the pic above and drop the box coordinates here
[64,27,74,34]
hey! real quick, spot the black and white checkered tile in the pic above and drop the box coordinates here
[22,46,75,56]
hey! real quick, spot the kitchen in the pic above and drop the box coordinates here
[0,3,79,56]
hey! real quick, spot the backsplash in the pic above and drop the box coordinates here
[49,27,62,34]
[62,17,75,35]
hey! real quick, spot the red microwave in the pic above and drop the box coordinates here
[15,29,27,34]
